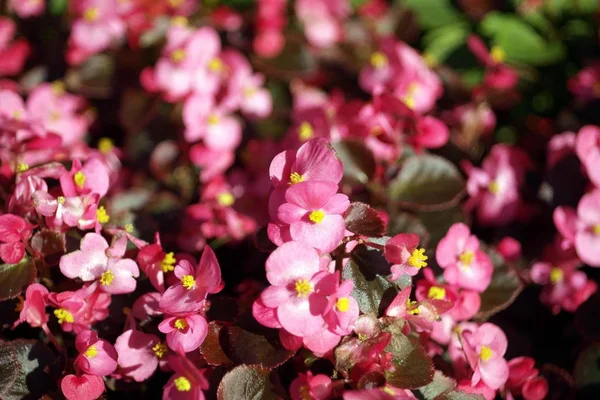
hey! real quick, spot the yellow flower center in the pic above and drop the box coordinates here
[54,308,74,324]
[295,278,312,298]
[298,385,311,400]
[85,345,98,358]
[96,206,110,224]
[402,82,419,110]
[217,192,235,207]
[408,248,428,269]
[16,163,29,173]
[428,286,446,300]
[479,345,493,361]
[170,49,186,63]
[488,180,500,194]
[289,172,305,184]
[298,122,314,141]
[382,386,396,395]
[125,223,134,233]
[207,114,220,125]
[171,16,188,26]
[100,270,115,286]
[460,251,474,267]
[549,267,564,284]
[57,196,66,204]
[593,225,600,235]
[152,342,168,358]
[490,46,505,63]
[84,7,99,22]
[358,333,368,341]
[370,51,388,69]
[73,171,86,189]
[98,137,114,154]
[336,297,350,312]
[161,252,176,273]
[406,299,420,315]
[208,57,224,73]
[168,0,185,7]
[174,318,188,330]
[181,274,195,290]
[309,210,325,224]
[243,87,257,97]
[174,376,192,392]
[51,80,65,95]
[49,110,61,121]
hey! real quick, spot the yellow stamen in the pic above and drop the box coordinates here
[289,172,305,184]
[16,163,29,173]
[96,206,110,224]
[161,252,176,273]
[98,137,114,154]
[12,109,22,120]
[370,51,388,69]
[402,82,419,110]
[480,345,493,361]
[57,196,66,204]
[295,278,312,298]
[336,297,350,312]
[549,267,564,284]
[83,7,99,22]
[125,223,134,233]
[50,110,61,121]
[593,225,600,235]
[488,180,500,194]
[174,376,192,392]
[298,385,311,400]
[309,210,325,224]
[51,81,65,95]
[382,386,396,395]
[170,49,186,63]
[408,248,428,269]
[207,114,219,125]
[243,87,257,97]
[54,308,74,324]
[152,342,168,358]
[490,46,505,64]
[171,16,188,26]
[181,274,195,290]
[460,251,474,267]
[428,286,446,300]
[217,192,235,207]
[298,122,314,141]
[73,171,86,189]
[358,333,368,341]
[85,345,98,358]
[208,58,224,73]
[406,299,420,315]
[174,318,188,330]
[169,0,185,7]
[100,270,115,286]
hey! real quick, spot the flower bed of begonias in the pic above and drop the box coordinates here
[1,0,600,399]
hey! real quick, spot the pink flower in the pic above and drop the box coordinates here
[60,159,110,198]
[384,233,429,279]
[10,0,44,18]
[436,223,493,292]
[0,213,34,263]
[467,35,518,90]
[59,233,140,294]
[575,125,600,187]
[260,241,330,337]
[32,191,99,230]
[48,284,111,333]
[290,372,332,400]
[568,64,600,102]
[182,95,241,150]
[359,39,398,93]
[0,18,30,76]
[61,374,105,400]
[461,323,509,390]
[158,314,209,353]
[137,233,174,292]
[547,131,576,169]
[497,237,521,263]
[159,246,222,315]
[222,52,272,118]
[13,283,48,328]
[506,357,548,400]
[277,181,349,253]
[162,355,209,400]
[385,286,453,332]
[74,329,118,376]
[295,0,349,48]
[115,329,165,382]
[132,292,163,320]
[322,272,359,335]
[554,189,600,266]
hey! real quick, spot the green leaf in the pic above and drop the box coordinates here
[333,140,377,185]
[388,154,465,211]
[49,0,68,15]
[422,23,469,65]
[575,343,600,389]
[343,257,397,315]
[418,371,456,399]
[385,332,434,388]
[401,0,463,29]
[217,365,279,400]
[0,257,37,301]
[0,342,20,399]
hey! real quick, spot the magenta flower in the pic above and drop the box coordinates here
[0,213,34,264]
[59,233,140,294]
[384,233,429,280]
[467,35,518,90]
[506,357,548,400]
[322,273,359,335]
[74,329,118,376]
[0,18,30,76]
[59,159,110,199]
[158,314,209,354]
[385,286,453,332]
[260,241,330,337]
[554,189,600,266]
[32,191,99,231]
[461,323,509,390]
[61,374,105,400]
[159,246,222,315]
[137,232,177,293]
[10,0,44,18]
[277,181,349,253]
[290,372,332,400]
[568,64,600,102]
[162,355,209,400]
[436,223,493,292]
[13,283,49,328]
[115,329,165,382]
[575,125,600,187]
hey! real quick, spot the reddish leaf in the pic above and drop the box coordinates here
[199,322,233,367]
[217,365,279,400]
[0,257,37,301]
[344,202,386,237]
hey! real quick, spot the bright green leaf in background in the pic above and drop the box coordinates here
[400,0,463,29]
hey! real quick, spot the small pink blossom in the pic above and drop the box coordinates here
[384,233,429,279]
[0,213,34,264]
[497,237,521,263]
[74,329,118,376]
[59,159,110,198]
[547,131,576,169]
[467,35,518,90]
[0,18,30,76]
[568,64,600,102]
[506,357,548,400]
[13,283,48,328]
[158,314,209,354]
[32,191,99,231]
[290,372,332,400]
[575,125,600,187]
[436,223,493,292]
[61,374,105,400]
[461,323,509,390]
[115,329,165,382]
[321,272,359,335]
[48,284,111,333]
[385,286,453,332]
[182,95,241,151]
[162,355,209,400]
[10,0,44,18]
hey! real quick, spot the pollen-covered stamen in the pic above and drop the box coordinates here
[336,297,350,312]
[208,57,224,73]
[459,251,474,268]
[549,267,564,284]
[593,225,600,235]
[161,252,176,273]
[57,196,66,204]
[217,192,235,207]
[85,345,98,358]
[289,172,305,184]
[73,171,86,189]
[488,180,500,194]
[96,206,110,224]
[174,318,188,330]
[479,345,494,361]
[84,7,99,22]
[298,122,314,141]
[406,299,420,315]
[125,223,134,233]
[174,376,192,392]
[170,49,186,63]
[181,274,195,290]
[402,82,419,110]
[428,286,446,300]
[207,114,220,125]
[16,163,29,173]
[370,51,388,69]
[408,248,428,269]
[54,308,74,324]
[309,210,325,224]
[295,278,313,298]
[490,46,505,64]
[382,386,396,395]
[152,342,168,358]
[298,385,311,400]
[100,270,115,286]
[98,137,114,154]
